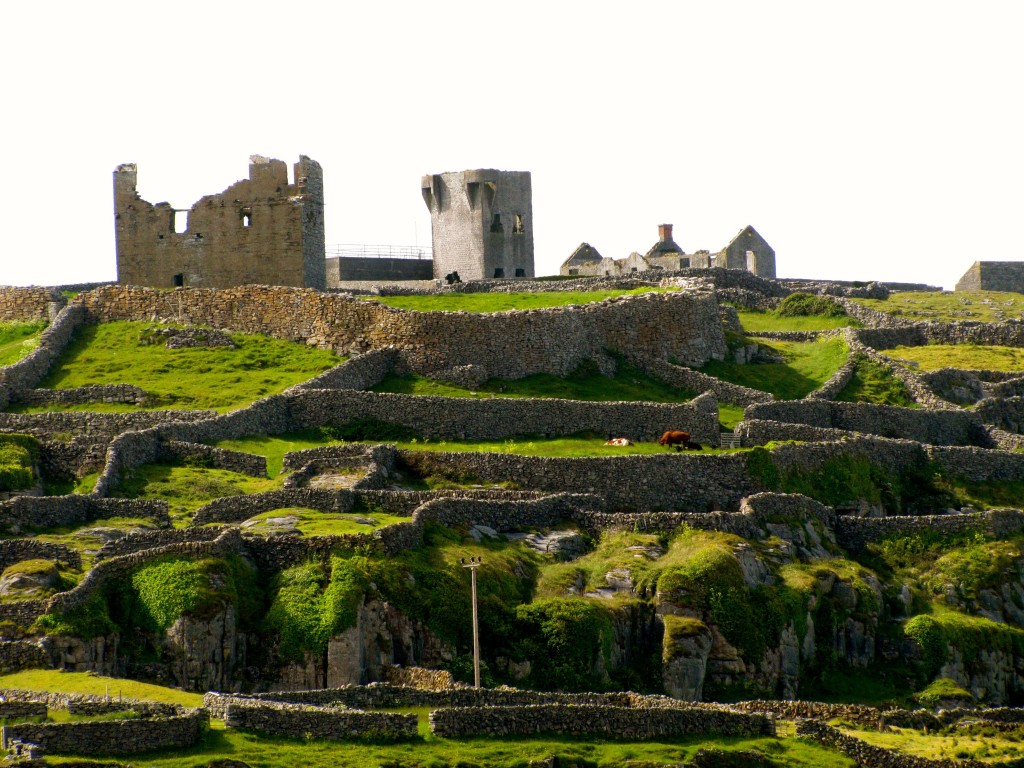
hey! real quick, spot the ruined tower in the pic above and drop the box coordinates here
[421,170,534,281]
[114,155,326,290]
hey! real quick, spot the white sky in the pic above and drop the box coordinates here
[2,1,1021,289]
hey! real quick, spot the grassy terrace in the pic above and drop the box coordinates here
[887,343,1024,372]
[14,320,341,413]
[110,464,284,526]
[700,337,849,400]
[216,430,744,466]
[735,309,856,332]
[0,319,45,366]
[852,290,1024,323]
[372,357,697,402]
[360,286,668,312]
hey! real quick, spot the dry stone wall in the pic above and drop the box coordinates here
[289,389,720,445]
[796,719,982,768]
[0,641,48,674]
[0,303,84,409]
[402,450,758,512]
[0,409,216,444]
[0,540,80,571]
[0,496,168,534]
[0,287,63,323]
[75,284,727,376]
[428,702,774,739]
[222,698,417,741]
[0,707,207,756]
[744,399,990,447]
[15,384,148,408]
[631,355,774,406]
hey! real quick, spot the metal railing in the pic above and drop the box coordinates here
[326,244,432,260]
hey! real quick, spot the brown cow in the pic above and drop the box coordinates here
[658,430,690,447]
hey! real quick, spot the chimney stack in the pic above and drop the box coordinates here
[658,224,674,242]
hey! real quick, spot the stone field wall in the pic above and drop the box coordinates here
[1,707,207,755]
[0,495,168,534]
[222,697,417,741]
[75,284,728,377]
[0,287,62,323]
[428,702,774,740]
[744,399,990,447]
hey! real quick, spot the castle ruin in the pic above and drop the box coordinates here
[421,170,534,280]
[114,155,326,290]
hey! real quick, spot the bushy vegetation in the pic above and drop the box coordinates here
[748,448,957,514]
[361,287,668,313]
[0,433,38,492]
[23,320,340,413]
[699,338,849,400]
[835,354,917,407]
[372,356,697,403]
[775,292,847,318]
[0,320,45,366]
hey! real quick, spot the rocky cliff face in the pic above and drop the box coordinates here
[164,606,243,692]
[272,598,453,691]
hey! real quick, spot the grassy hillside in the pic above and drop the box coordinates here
[852,290,1024,323]
[360,286,668,312]
[0,320,45,366]
[699,337,848,399]
[19,320,341,413]
[888,343,1024,372]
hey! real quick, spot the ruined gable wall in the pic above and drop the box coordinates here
[960,262,1024,293]
[114,156,325,290]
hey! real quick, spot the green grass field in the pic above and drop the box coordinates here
[20,320,341,413]
[111,463,284,525]
[371,357,696,403]
[834,354,917,407]
[852,290,1024,323]
[0,320,45,366]
[735,309,856,332]
[700,338,849,400]
[887,343,1024,372]
[360,287,668,312]
[239,508,410,536]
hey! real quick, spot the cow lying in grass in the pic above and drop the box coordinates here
[604,437,634,446]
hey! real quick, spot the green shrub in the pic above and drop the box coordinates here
[913,677,975,708]
[34,592,117,639]
[513,598,614,691]
[904,615,948,677]
[0,434,39,492]
[776,292,846,318]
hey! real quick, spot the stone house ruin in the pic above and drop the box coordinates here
[560,224,776,279]
[421,169,535,281]
[114,155,326,290]
[956,261,1024,293]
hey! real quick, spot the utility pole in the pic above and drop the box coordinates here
[461,556,482,688]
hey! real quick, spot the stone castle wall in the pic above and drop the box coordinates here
[114,156,326,290]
